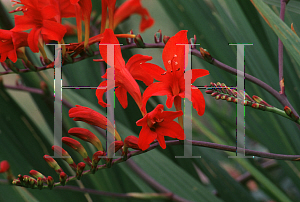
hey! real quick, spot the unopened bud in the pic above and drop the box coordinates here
[134,34,145,48]
[59,172,68,186]
[76,162,86,180]
[163,35,170,44]
[47,176,54,190]
[43,155,63,174]
[62,137,91,165]
[29,170,46,182]
[52,145,76,170]
[68,128,103,151]
[37,177,43,190]
[154,29,162,43]
[91,151,105,173]
[200,48,213,63]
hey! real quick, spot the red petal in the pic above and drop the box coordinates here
[41,20,67,42]
[115,86,128,108]
[160,110,183,122]
[140,63,166,82]
[162,30,188,73]
[188,87,206,116]
[28,28,41,53]
[142,82,172,112]
[156,133,166,149]
[13,15,37,32]
[99,29,125,69]
[136,114,148,127]
[157,121,185,140]
[138,126,157,151]
[191,69,210,83]
[126,54,154,86]
[96,80,109,108]
[41,5,59,19]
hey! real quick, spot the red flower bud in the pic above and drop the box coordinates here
[52,145,77,170]
[29,170,46,182]
[124,136,141,150]
[62,137,91,165]
[59,172,68,186]
[91,151,105,173]
[76,162,86,180]
[43,155,63,174]
[37,177,43,190]
[0,160,10,173]
[107,141,124,158]
[163,35,170,44]
[68,128,103,151]
[47,176,54,190]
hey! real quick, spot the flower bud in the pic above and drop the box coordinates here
[76,162,86,180]
[0,160,10,173]
[52,145,77,170]
[29,178,37,189]
[47,176,54,190]
[134,34,145,48]
[163,35,170,44]
[126,30,134,44]
[29,170,46,182]
[59,172,68,186]
[91,151,105,173]
[154,29,162,43]
[215,94,221,100]
[62,137,92,165]
[205,90,213,94]
[107,141,124,159]
[211,92,219,97]
[68,128,103,151]
[43,155,63,174]
[124,136,140,150]
[37,177,43,190]
[12,179,21,186]
[200,48,213,63]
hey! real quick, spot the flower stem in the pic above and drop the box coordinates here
[278,0,287,95]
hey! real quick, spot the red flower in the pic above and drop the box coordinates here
[11,0,67,53]
[141,30,209,116]
[96,29,153,111]
[136,104,184,150]
[69,0,92,47]
[0,29,28,62]
[114,0,154,33]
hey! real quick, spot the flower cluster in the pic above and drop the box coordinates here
[1,0,154,64]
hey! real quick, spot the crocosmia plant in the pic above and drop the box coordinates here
[1,0,300,201]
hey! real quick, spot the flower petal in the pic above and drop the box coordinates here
[99,29,125,70]
[138,126,157,151]
[126,54,154,86]
[156,133,166,149]
[157,121,185,140]
[182,87,206,116]
[162,30,188,74]
[140,62,166,82]
[28,28,41,53]
[191,69,210,84]
[115,86,128,109]
[142,82,172,112]
[41,20,67,42]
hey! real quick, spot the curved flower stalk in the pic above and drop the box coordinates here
[136,104,185,150]
[141,30,209,126]
[96,29,153,113]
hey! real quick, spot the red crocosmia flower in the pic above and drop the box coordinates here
[69,0,92,47]
[11,0,67,53]
[0,29,28,62]
[141,30,209,116]
[96,29,153,111]
[114,0,154,33]
[136,104,185,150]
